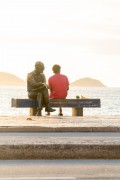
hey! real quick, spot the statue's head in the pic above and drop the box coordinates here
[35,61,45,73]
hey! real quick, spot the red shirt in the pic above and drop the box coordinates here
[48,74,69,99]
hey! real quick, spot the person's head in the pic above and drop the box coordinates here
[35,61,45,73]
[52,64,61,74]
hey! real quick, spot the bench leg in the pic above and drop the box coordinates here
[29,108,38,116]
[72,108,83,116]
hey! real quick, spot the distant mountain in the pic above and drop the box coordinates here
[0,72,26,86]
[70,77,106,87]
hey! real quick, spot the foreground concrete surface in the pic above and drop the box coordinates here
[1,131,120,159]
[0,115,120,160]
[0,160,120,179]
[0,115,120,132]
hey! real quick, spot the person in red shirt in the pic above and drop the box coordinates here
[48,64,69,115]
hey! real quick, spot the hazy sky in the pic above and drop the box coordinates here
[0,0,120,87]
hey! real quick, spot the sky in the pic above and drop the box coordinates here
[0,0,120,87]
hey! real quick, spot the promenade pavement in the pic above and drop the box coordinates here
[0,115,120,132]
[0,115,120,159]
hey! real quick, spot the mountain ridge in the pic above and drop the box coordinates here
[70,77,106,87]
[0,72,26,86]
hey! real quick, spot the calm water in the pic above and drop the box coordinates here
[0,86,119,116]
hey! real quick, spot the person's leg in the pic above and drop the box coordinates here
[36,92,43,116]
[28,92,43,116]
[58,107,63,116]
[42,88,56,112]
[28,92,37,99]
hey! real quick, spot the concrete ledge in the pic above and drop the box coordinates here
[1,126,120,132]
[0,144,120,159]
[0,130,120,159]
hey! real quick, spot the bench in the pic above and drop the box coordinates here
[11,98,101,116]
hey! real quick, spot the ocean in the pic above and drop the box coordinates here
[0,86,119,116]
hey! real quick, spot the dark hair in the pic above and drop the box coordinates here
[52,64,61,73]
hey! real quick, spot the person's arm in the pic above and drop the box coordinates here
[48,77,52,91]
[66,76,69,91]
[41,73,49,88]
[27,74,42,87]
